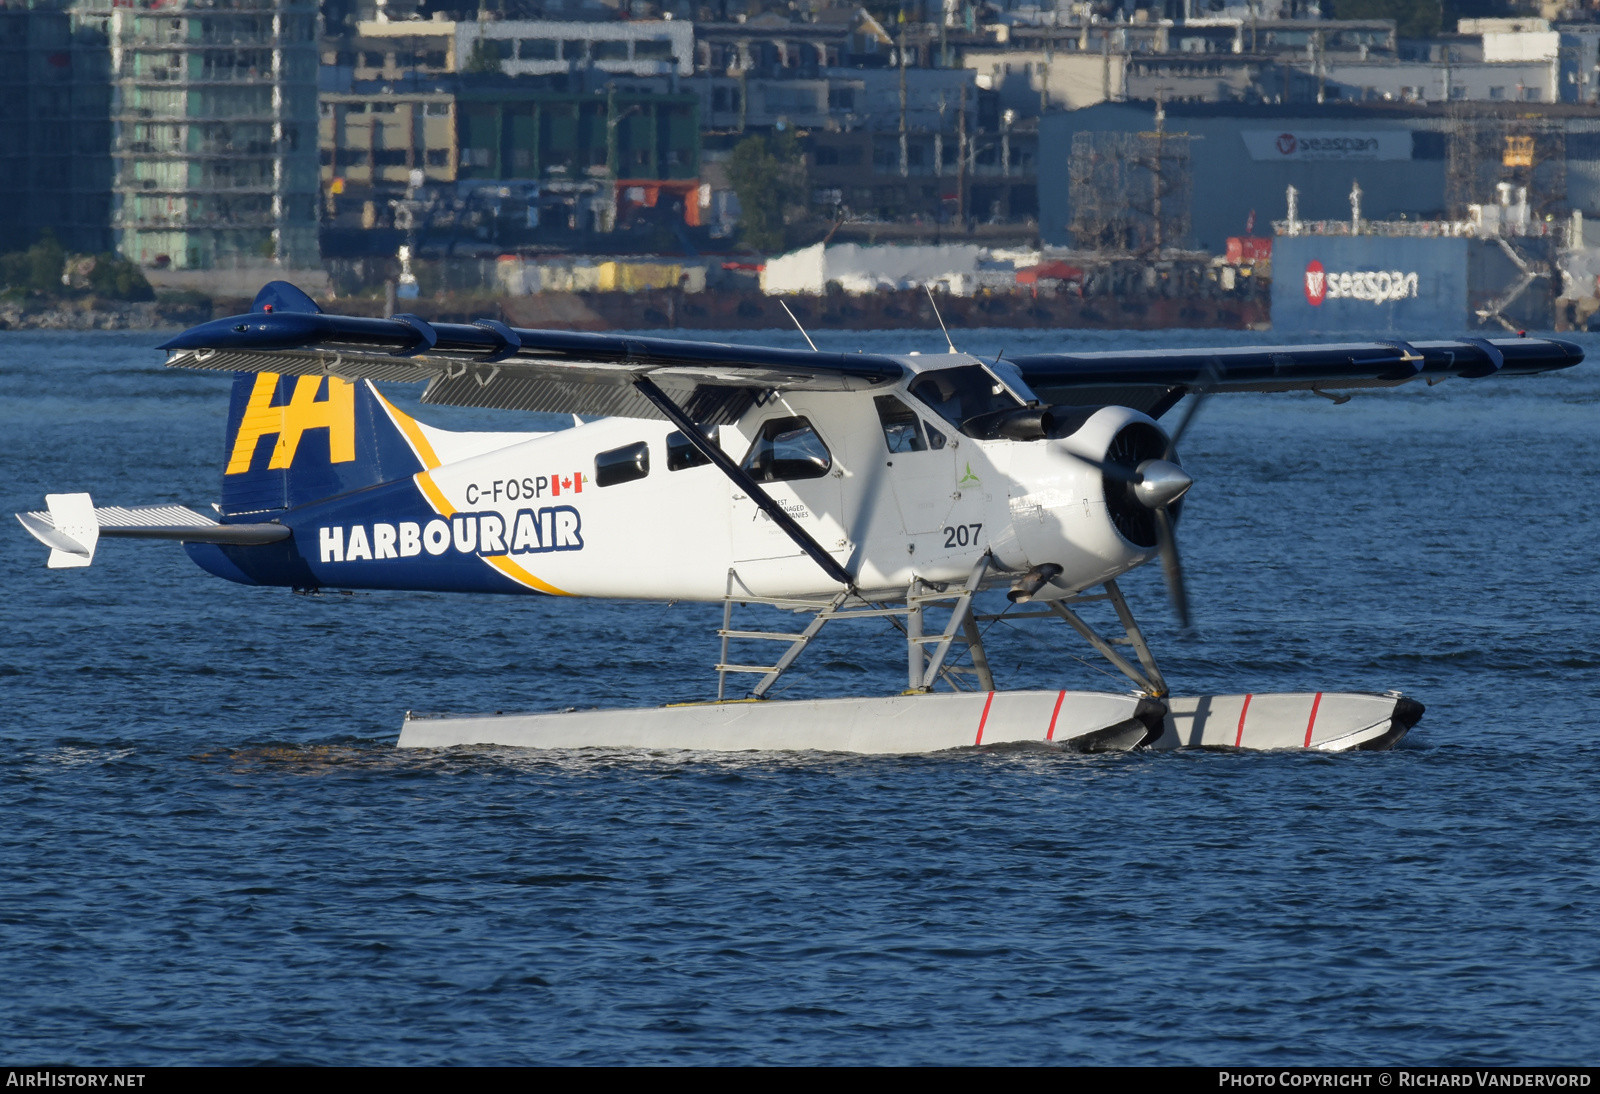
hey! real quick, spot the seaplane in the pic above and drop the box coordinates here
[16,281,1584,754]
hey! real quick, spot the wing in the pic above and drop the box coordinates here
[161,293,903,424]
[1009,337,1585,418]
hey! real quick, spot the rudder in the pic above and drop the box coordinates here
[219,372,426,516]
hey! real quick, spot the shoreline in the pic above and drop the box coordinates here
[0,297,214,333]
[0,287,1269,333]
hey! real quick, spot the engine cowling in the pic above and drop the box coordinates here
[996,406,1175,597]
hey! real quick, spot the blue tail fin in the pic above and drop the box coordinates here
[219,372,427,516]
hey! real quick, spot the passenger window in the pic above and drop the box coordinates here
[740,416,831,482]
[907,365,1024,438]
[874,395,927,453]
[594,441,649,487]
[666,430,712,471]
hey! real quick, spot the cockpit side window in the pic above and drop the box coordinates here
[907,365,1024,438]
[740,416,832,482]
[874,395,926,453]
[874,395,948,453]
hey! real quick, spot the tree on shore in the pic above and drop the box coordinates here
[727,131,805,254]
[0,232,153,301]
[4,232,66,295]
[85,254,155,301]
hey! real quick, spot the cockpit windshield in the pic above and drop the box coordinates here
[906,365,1025,438]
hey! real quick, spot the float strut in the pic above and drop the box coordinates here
[1103,579,1167,697]
[1045,594,1166,698]
[911,552,991,691]
[961,606,996,692]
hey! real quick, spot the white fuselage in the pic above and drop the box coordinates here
[405,354,1164,601]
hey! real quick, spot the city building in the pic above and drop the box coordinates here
[956,18,1399,111]
[1037,100,1600,253]
[320,90,458,193]
[687,13,1032,225]
[322,15,692,91]
[454,15,693,81]
[69,0,322,271]
[0,3,113,255]
[957,14,1600,109]
[454,84,701,190]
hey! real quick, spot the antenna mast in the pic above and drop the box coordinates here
[925,285,958,353]
[779,300,819,352]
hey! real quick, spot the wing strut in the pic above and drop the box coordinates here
[632,376,854,589]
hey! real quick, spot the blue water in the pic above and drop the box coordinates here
[2,328,1597,1065]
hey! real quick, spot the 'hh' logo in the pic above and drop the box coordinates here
[226,373,356,475]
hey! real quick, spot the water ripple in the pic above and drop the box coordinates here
[0,330,1597,1063]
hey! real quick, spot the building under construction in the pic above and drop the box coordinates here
[1445,110,1569,223]
[70,0,321,271]
[1067,126,1194,254]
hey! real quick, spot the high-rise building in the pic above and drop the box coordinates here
[0,2,113,255]
[71,0,321,270]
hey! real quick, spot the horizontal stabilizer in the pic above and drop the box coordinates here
[16,510,92,560]
[24,493,99,568]
[17,498,290,568]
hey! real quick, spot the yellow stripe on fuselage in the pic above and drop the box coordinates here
[382,384,573,595]
[371,387,442,471]
[415,465,571,598]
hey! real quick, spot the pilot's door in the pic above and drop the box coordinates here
[729,414,846,563]
[874,395,954,534]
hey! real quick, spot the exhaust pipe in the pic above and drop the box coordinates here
[993,407,1055,441]
[992,405,1105,442]
[1008,563,1063,603]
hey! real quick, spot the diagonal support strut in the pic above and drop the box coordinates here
[633,375,853,589]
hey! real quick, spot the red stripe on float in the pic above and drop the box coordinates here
[976,691,995,746]
[1304,691,1323,748]
[1045,689,1067,741]
[1235,693,1253,747]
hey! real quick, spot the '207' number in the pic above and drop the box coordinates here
[943,523,983,548]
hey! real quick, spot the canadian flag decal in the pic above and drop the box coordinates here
[550,471,586,496]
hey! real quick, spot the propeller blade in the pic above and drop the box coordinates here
[1163,358,1223,460]
[1060,447,1143,484]
[1153,507,1191,631]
